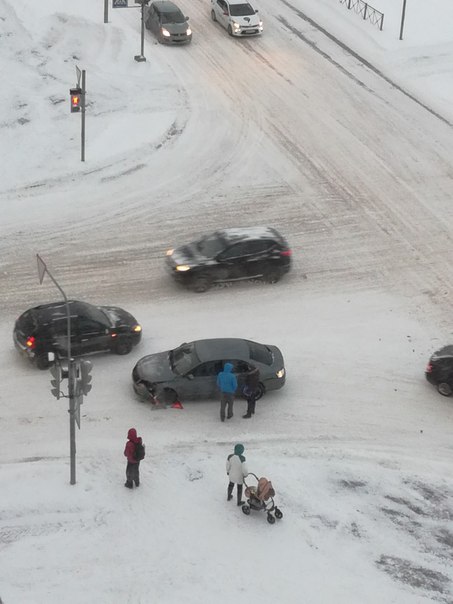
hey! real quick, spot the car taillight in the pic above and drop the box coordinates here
[280,250,292,257]
[111,332,117,339]
[426,363,433,373]
[26,336,36,349]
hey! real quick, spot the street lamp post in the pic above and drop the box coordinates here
[399,0,407,40]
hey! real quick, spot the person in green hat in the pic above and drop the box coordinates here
[226,443,248,506]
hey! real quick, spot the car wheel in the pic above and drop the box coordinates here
[114,338,133,355]
[255,383,265,401]
[227,24,233,36]
[162,388,178,405]
[191,274,212,293]
[211,9,217,21]
[36,353,50,370]
[262,268,282,284]
[437,382,453,396]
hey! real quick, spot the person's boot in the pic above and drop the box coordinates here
[243,414,251,419]
[227,484,233,501]
[124,482,133,489]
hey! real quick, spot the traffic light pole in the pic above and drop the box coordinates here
[81,69,86,162]
[36,255,77,485]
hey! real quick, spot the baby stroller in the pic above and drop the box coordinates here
[241,473,283,524]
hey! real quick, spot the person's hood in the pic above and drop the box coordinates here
[128,428,137,442]
[234,443,244,455]
[224,362,233,373]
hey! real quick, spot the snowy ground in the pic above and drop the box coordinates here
[1,0,453,602]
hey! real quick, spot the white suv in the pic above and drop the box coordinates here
[211,0,263,37]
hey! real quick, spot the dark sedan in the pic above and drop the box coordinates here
[132,338,285,404]
[14,300,142,369]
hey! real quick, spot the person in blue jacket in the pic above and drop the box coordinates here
[217,362,238,422]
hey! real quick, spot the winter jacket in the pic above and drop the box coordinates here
[124,427,142,464]
[243,367,260,397]
[226,444,248,484]
[217,363,238,394]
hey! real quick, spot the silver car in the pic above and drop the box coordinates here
[132,338,285,404]
[145,1,192,44]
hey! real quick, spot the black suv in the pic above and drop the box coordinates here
[425,346,453,396]
[165,227,292,292]
[13,300,142,369]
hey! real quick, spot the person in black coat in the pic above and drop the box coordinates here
[242,367,260,419]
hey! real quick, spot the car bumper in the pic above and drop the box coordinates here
[425,372,437,386]
[13,333,35,361]
[232,27,263,36]
[160,34,192,44]
[264,374,286,391]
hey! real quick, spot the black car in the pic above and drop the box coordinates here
[425,345,453,396]
[132,338,286,404]
[145,1,192,44]
[13,300,142,369]
[165,227,292,292]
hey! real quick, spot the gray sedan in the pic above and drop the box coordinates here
[132,338,285,404]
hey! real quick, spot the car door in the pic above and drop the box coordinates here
[216,242,249,281]
[147,5,159,33]
[74,317,110,355]
[245,239,275,277]
[185,360,223,398]
[216,0,229,28]
[49,317,79,357]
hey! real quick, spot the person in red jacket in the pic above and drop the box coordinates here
[124,427,142,489]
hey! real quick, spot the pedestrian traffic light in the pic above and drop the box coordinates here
[50,364,63,399]
[70,87,82,113]
[79,360,93,395]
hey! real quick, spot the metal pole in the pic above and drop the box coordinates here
[104,0,109,23]
[81,70,86,162]
[141,2,145,57]
[38,262,76,485]
[399,0,407,40]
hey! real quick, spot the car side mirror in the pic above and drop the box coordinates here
[186,374,194,380]
[255,8,258,12]
[186,15,189,20]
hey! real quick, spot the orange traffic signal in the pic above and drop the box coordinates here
[70,87,82,113]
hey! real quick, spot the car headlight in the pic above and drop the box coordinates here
[176,265,191,272]
[259,21,263,28]
[132,325,142,333]
[166,249,174,256]
[186,27,192,35]
[161,28,171,37]
[276,368,285,378]
[232,21,240,30]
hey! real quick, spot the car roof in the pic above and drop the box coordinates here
[218,226,283,245]
[29,300,94,322]
[152,0,181,12]
[226,0,256,5]
[432,345,453,359]
[193,338,251,362]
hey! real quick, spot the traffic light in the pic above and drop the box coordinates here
[50,364,62,399]
[79,360,93,395]
[70,87,82,113]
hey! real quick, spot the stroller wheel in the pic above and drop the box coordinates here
[274,508,283,519]
[267,514,276,524]
[242,505,251,515]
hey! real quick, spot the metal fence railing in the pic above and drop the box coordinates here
[339,0,384,31]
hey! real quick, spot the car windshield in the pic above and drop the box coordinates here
[71,302,110,327]
[169,342,200,375]
[247,340,273,365]
[161,10,185,23]
[197,233,226,257]
[229,3,255,16]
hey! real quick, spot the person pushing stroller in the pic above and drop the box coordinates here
[226,443,248,506]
